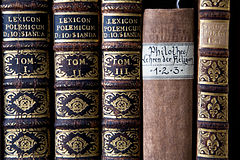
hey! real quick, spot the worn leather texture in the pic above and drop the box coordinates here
[101,0,143,159]
[53,0,101,159]
[1,0,51,159]
[196,0,230,159]
[143,9,194,160]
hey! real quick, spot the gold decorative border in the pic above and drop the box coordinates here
[4,50,49,79]
[55,51,98,54]
[103,88,140,92]
[4,88,50,119]
[198,92,228,122]
[103,128,140,157]
[54,0,98,2]
[5,88,48,92]
[55,128,99,158]
[54,12,98,15]
[55,90,99,119]
[54,39,99,43]
[55,51,99,80]
[198,57,228,85]
[2,11,48,14]
[103,89,140,119]
[103,51,141,80]
[4,50,47,54]
[200,0,230,11]
[197,128,228,159]
[3,38,49,42]
[5,127,50,158]
[102,0,142,3]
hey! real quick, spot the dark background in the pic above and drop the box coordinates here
[143,0,239,159]
[0,0,238,159]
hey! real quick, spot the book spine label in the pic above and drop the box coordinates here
[2,11,49,42]
[55,51,99,81]
[102,14,142,42]
[54,13,99,43]
[102,0,142,159]
[199,20,229,49]
[197,0,230,159]
[3,50,49,86]
[53,1,101,159]
[142,42,194,80]
[103,51,141,80]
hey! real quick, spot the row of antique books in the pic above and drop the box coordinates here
[0,0,238,159]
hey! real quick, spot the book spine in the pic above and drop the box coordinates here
[1,0,51,159]
[102,0,142,159]
[53,0,101,159]
[142,9,194,160]
[197,0,230,159]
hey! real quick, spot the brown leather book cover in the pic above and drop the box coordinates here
[142,9,194,160]
[197,0,230,159]
[1,0,51,159]
[53,0,101,159]
[101,0,143,159]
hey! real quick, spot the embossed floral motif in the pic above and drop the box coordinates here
[198,92,228,122]
[103,90,140,119]
[13,95,36,111]
[66,97,88,114]
[111,96,131,112]
[66,136,88,153]
[14,135,37,152]
[56,91,99,119]
[4,89,49,119]
[201,0,229,8]
[208,62,221,82]
[207,98,220,118]
[103,128,140,157]
[5,128,49,158]
[199,58,227,85]
[207,134,220,154]
[198,129,228,158]
[55,129,99,158]
[110,135,132,152]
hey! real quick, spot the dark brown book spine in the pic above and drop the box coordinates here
[53,0,101,159]
[142,9,194,160]
[102,0,142,159]
[1,0,51,159]
[197,0,230,159]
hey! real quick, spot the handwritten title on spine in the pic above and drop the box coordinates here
[142,42,194,80]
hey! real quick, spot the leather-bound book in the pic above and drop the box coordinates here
[197,0,230,159]
[53,0,101,159]
[102,0,142,159]
[142,9,194,160]
[1,0,51,159]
